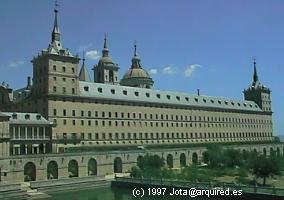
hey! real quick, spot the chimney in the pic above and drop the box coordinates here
[197,89,200,96]
[27,76,31,89]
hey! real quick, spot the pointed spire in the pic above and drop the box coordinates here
[253,57,259,83]
[79,51,91,82]
[131,41,141,69]
[134,41,138,57]
[102,33,109,57]
[52,0,61,42]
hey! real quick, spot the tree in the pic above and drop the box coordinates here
[251,155,281,185]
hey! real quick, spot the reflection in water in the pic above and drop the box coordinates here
[45,187,215,200]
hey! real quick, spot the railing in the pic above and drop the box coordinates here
[114,177,284,196]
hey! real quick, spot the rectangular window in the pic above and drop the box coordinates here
[53,86,57,92]
[63,109,66,116]
[72,110,76,116]
[53,109,57,116]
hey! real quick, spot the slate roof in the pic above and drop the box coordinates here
[79,81,262,112]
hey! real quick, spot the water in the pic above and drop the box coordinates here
[44,186,216,200]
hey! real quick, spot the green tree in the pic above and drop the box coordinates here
[251,155,281,185]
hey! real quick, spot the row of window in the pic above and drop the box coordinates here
[53,86,75,94]
[52,109,272,124]
[62,131,272,141]
[83,86,259,109]
[54,118,272,129]
[52,65,75,73]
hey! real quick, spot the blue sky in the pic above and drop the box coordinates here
[0,0,283,135]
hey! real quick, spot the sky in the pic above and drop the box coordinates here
[0,0,283,135]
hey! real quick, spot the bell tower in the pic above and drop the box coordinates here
[93,34,119,84]
[244,58,272,112]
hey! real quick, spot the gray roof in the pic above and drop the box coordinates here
[1,112,52,125]
[79,64,91,82]
[79,81,262,112]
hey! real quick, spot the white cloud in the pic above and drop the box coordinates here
[85,50,100,60]
[78,43,93,52]
[184,64,201,77]
[162,66,174,74]
[8,60,25,68]
[149,69,158,75]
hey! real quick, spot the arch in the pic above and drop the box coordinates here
[137,155,143,169]
[88,158,97,176]
[166,154,173,168]
[114,157,123,173]
[109,71,114,82]
[270,147,275,157]
[192,152,198,164]
[180,153,186,167]
[68,159,79,178]
[202,151,209,164]
[24,162,36,182]
[47,161,58,179]
[277,147,281,157]
[263,148,267,157]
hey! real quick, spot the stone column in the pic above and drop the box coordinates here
[25,127,28,140]
[43,127,46,139]
[13,127,15,139]
[25,144,28,155]
[32,127,34,139]
[43,144,46,154]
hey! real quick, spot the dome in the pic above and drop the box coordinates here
[122,67,151,79]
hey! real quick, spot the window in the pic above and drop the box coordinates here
[123,90,127,95]
[135,91,139,96]
[63,109,66,116]
[72,110,76,116]
[84,86,89,92]
[53,77,57,81]
[53,65,56,71]
[53,86,57,92]
[185,97,189,101]
[72,68,75,73]
[72,88,75,94]
[62,66,66,72]
[157,94,161,98]
[81,110,84,117]
[88,111,91,117]
[146,93,150,97]
[63,87,66,93]
[167,95,171,99]
[111,89,115,94]
[53,109,57,116]
[98,88,103,93]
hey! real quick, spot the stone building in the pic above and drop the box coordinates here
[0,7,274,154]
[0,112,53,157]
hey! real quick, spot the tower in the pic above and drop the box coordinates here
[31,4,80,98]
[244,58,272,112]
[93,35,119,84]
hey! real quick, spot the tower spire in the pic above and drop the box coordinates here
[102,33,109,57]
[253,57,259,83]
[131,41,141,69]
[52,0,61,42]
[134,41,138,57]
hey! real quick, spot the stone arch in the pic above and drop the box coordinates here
[114,157,123,173]
[137,155,143,168]
[47,160,58,179]
[166,154,173,168]
[270,147,275,157]
[24,162,36,182]
[180,153,186,167]
[263,148,267,157]
[192,152,198,164]
[277,147,281,157]
[88,158,97,176]
[68,159,79,178]
[202,151,209,164]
